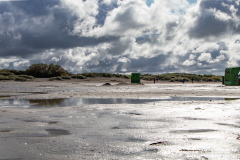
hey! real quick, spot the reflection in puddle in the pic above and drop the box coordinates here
[171,129,217,133]
[180,117,209,120]
[0,96,11,98]
[0,97,238,108]
[0,129,12,132]
[46,129,70,136]
[22,119,59,125]
[188,138,202,141]
[225,98,240,101]
[216,123,240,128]
[0,158,23,160]
[143,148,159,153]
[29,99,65,107]
[125,138,147,142]
[0,92,47,99]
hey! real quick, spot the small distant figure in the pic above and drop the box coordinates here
[153,77,156,83]
[182,78,185,83]
[192,77,194,83]
[156,78,158,82]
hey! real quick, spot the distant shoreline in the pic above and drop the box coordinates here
[0,77,222,85]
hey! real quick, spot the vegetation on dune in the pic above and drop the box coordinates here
[0,63,222,82]
[71,74,86,79]
[0,69,35,81]
[79,73,129,79]
[141,73,222,82]
[49,76,63,81]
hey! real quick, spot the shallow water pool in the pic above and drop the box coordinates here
[0,97,237,108]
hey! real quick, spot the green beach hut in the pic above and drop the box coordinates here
[224,67,240,86]
[131,73,140,84]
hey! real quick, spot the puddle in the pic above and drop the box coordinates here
[23,119,38,122]
[0,92,47,94]
[125,138,147,142]
[45,129,70,136]
[0,129,12,132]
[150,141,169,145]
[22,119,58,125]
[180,117,209,120]
[188,138,202,141]
[29,99,65,107]
[0,96,11,98]
[216,123,240,128]
[170,129,217,133]
[0,92,47,99]
[0,97,237,108]
[225,98,240,101]
[142,148,159,153]
[0,159,23,160]
[0,92,48,99]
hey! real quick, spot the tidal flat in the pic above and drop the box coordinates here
[0,80,240,160]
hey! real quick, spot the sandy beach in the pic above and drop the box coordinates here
[0,78,240,159]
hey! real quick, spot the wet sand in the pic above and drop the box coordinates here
[0,78,240,159]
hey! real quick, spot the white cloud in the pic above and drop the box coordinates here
[214,9,232,21]
[198,53,212,62]
[117,57,130,63]
[60,0,99,36]
[198,52,225,64]
[0,0,240,75]
[182,59,196,66]
[189,54,196,60]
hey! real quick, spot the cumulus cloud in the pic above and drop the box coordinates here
[0,0,239,75]
[182,60,196,66]
[198,53,212,62]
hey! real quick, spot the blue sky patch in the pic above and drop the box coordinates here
[146,0,197,7]
[145,0,154,7]
[187,0,197,4]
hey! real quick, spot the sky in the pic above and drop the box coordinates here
[0,0,240,75]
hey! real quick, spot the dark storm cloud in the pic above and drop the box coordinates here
[0,2,11,14]
[10,0,60,16]
[199,0,240,17]
[77,54,173,74]
[135,34,161,44]
[188,10,228,38]
[0,35,119,58]
[114,7,146,31]
[0,0,119,58]
[96,0,119,26]
[165,22,178,41]
[123,54,171,73]
[80,57,118,73]
[188,0,240,38]
[106,38,132,55]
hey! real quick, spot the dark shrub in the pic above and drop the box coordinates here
[14,77,27,81]
[123,75,130,79]
[71,74,86,79]
[49,76,63,81]
[18,75,35,79]
[61,75,71,79]
[26,63,69,78]
[0,71,14,76]
[101,73,112,77]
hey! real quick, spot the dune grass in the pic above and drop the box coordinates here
[141,73,222,82]
[0,63,222,82]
